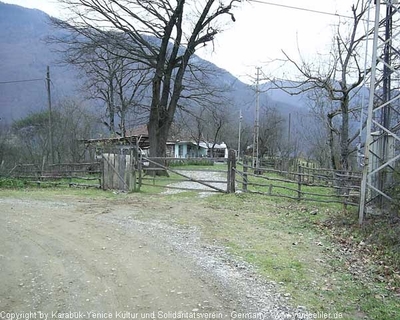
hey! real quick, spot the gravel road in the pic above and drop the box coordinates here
[162,170,228,196]
[0,196,297,320]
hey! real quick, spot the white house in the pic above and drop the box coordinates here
[166,141,227,159]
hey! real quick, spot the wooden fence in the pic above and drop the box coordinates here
[233,157,362,207]
[2,151,362,208]
[5,162,101,188]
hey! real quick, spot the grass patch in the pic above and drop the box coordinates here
[0,177,26,188]
[235,166,350,209]
[168,158,215,167]
[0,184,125,201]
[207,195,400,319]
[0,176,101,189]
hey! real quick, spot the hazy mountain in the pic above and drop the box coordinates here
[0,2,81,123]
[0,2,305,127]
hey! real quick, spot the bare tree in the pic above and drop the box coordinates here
[113,61,149,136]
[51,0,242,162]
[203,102,232,157]
[177,108,207,157]
[258,105,285,158]
[12,111,51,164]
[57,38,151,136]
[54,99,100,162]
[301,89,341,168]
[0,121,17,172]
[175,63,241,156]
[270,1,368,171]
[11,99,98,165]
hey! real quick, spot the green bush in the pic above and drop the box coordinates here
[0,178,26,188]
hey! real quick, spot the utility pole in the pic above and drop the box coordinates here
[288,113,291,146]
[46,66,54,164]
[253,67,261,169]
[238,109,242,161]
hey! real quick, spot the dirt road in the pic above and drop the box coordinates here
[0,195,293,320]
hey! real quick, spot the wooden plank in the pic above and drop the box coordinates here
[102,154,129,190]
[245,190,358,206]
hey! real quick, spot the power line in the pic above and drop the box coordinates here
[0,78,44,85]
[248,0,362,21]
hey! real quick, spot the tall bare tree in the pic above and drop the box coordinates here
[258,105,285,158]
[55,37,151,136]
[301,89,342,168]
[271,1,368,171]
[203,102,231,157]
[11,100,98,165]
[51,0,242,160]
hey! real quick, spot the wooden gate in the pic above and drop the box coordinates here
[101,148,237,194]
[136,150,237,194]
[101,147,136,191]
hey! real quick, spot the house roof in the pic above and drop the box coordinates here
[80,133,150,148]
[80,124,226,150]
[204,142,227,149]
[125,124,148,137]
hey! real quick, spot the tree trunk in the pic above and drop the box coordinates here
[327,115,337,170]
[148,107,171,176]
[340,95,350,171]
[108,76,115,134]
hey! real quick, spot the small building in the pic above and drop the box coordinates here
[205,142,228,159]
[127,125,228,159]
[167,141,208,158]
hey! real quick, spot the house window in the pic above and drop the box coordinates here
[178,145,183,157]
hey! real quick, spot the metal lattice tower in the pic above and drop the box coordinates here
[359,0,400,223]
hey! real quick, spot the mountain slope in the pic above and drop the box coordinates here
[0,2,79,122]
[0,2,305,127]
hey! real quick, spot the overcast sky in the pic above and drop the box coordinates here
[2,0,360,83]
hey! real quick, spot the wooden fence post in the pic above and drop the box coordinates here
[138,154,142,191]
[297,165,302,201]
[243,157,248,192]
[227,149,236,193]
[130,148,135,192]
[342,170,350,210]
[268,184,273,195]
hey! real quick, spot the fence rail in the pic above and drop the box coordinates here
[1,152,362,208]
[235,157,361,207]
[3,162,101,188]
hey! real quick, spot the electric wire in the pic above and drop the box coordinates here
[0,78,44,85]
[248,0,371,21]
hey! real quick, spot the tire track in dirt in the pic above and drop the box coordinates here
[0,198,240,316]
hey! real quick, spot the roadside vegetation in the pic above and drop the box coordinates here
[159,192,400,320]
